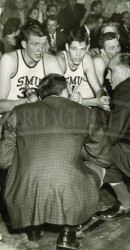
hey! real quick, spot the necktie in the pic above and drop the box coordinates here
[50,34,55,48]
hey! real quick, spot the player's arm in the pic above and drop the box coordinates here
[0,53,28,114]
[93,56,106,87]
[82,54,110,110]
[83,54,105,97]
[44,53,64,75]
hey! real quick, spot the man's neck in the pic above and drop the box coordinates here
[22,50,38,67]
[66,52,79,70]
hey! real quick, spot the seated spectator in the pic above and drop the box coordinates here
[1,17,21,53]
[90,14,104,49]
[80,0,103,29]
[46,4,58,17]
[46,15,67,54]
[33,0,47,23]
[101,22,120,37]
[102,0,120,21]
[10,0,28,26]
[25,0,35,9]
[83,14,98,39]
[58,0,85,34]
[118,11,130,52]
[26,6,39,21]
[90,0,103,15]
[0,0,11,39]
[0,73,106,249]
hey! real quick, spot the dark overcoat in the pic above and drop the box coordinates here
[0,96,101,229]
[107,78,130,177]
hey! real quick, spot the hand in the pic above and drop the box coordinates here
[70,91,83,104]
[7,37,16,46]
[27,93,38,103]
[97,96,110,111]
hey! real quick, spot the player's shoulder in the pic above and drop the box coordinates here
[93,54,106,67]
[1,50,17,64]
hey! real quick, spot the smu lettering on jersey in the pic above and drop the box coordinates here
[8,50,45,100]
[62,51,85,94]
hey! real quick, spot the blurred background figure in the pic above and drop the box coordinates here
[26,5,39,21]
[58,0,85,34]
[46,3,58,17]
[115,0,130,14]
[0,17,21,53]
[10,0,28,25]
[0,0,11,39]
[118,11,130,52]
[33,0,47,23]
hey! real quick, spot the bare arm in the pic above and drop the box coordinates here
[82,54,110,110]
[83,54,104,96]
[93,56,106,87]
[0,53,28,114]
[44,53,63,75]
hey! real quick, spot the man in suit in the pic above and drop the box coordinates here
[119,11,130,52]
[0,73,110,249]
[94,53,130,220]
[46,15,67,54]
[10,0,28,25]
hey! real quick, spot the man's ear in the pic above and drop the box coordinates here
[21,41,27,49]
[65,43,69,51]
[100,48,105,55]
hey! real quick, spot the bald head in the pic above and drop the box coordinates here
[106,53,130,89]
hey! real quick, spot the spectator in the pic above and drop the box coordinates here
[10,0,28,25]
[46,4,58,17]
[46,15,67,54]
[118,11,130,52]
[58,0,85,34]
[1,18,21,53]
[33,0,47,23]
[26,6,39,21]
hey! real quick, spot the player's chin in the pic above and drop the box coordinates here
[35,55,42,61]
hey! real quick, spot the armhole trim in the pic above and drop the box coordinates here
[11,51,19,79]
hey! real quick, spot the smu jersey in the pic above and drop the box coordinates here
[8,50,45,100]
[62,51,85,94]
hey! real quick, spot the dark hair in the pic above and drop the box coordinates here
[26,6,39,21]
[119,53,130,67]
[46,4,57,13]
[91,0,102,11]
[67,27,89,45]
[37,74,67,99]
[84,14,97,25]
[3,18,21,37]
[46,15,58,23]
[19,20,47,42]
[99,32,118,49]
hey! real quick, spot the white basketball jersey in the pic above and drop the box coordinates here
[62,51,94,97]
[62,51,85,94]
[8,50,45,100]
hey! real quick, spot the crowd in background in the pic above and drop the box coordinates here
[0,0,130,248]
[0,0,130,56]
